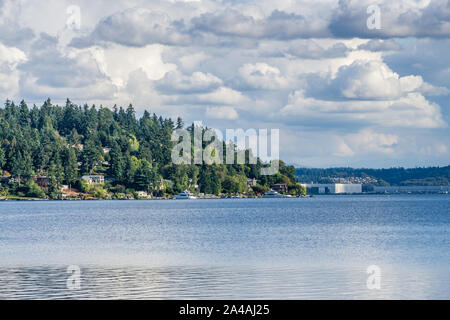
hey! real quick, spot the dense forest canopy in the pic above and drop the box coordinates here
[296,166,450,186]
[0,99,302,199]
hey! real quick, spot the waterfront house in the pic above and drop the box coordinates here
[34,176,50,188]
[81,175,105,185]
[137,191,149,198]
[271,183,288,194]
[247,178,257,188]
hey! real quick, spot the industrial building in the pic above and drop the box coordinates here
[300,183,362,194]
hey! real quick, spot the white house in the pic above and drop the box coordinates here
[81,175,105,185]
[137,191,149,198]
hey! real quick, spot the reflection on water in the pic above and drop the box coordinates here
[1,265,449,299]
[0,196,449,299]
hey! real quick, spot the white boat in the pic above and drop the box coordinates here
[175,190,197,199]
[263,190,284,198]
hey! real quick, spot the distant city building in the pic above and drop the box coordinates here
[328,176,378,185]
[81,175,104,185]
[370,186,450,194]
[301,183,362,194]
[271,183,288,193]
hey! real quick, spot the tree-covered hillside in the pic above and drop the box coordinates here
[0,99,303,199]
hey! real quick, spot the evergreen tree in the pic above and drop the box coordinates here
[176,117,184,129]
[109,141,125,183]
[134,159,158,192]
[81,137,101,174]
[0,145,5,171]
[64,147,78,187]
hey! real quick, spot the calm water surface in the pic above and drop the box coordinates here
[0,195,449,299]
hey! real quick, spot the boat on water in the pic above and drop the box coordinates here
[174,190,197,199]
[263,190,284,198]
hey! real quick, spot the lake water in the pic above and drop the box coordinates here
[0,195,449,299]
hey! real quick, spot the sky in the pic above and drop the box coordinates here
[0,0,449,168]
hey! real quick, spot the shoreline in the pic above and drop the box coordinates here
[1,193,447,201]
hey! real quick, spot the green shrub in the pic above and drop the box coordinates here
[25,180,46,198]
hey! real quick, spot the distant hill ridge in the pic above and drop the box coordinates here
[295,166,450,186]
